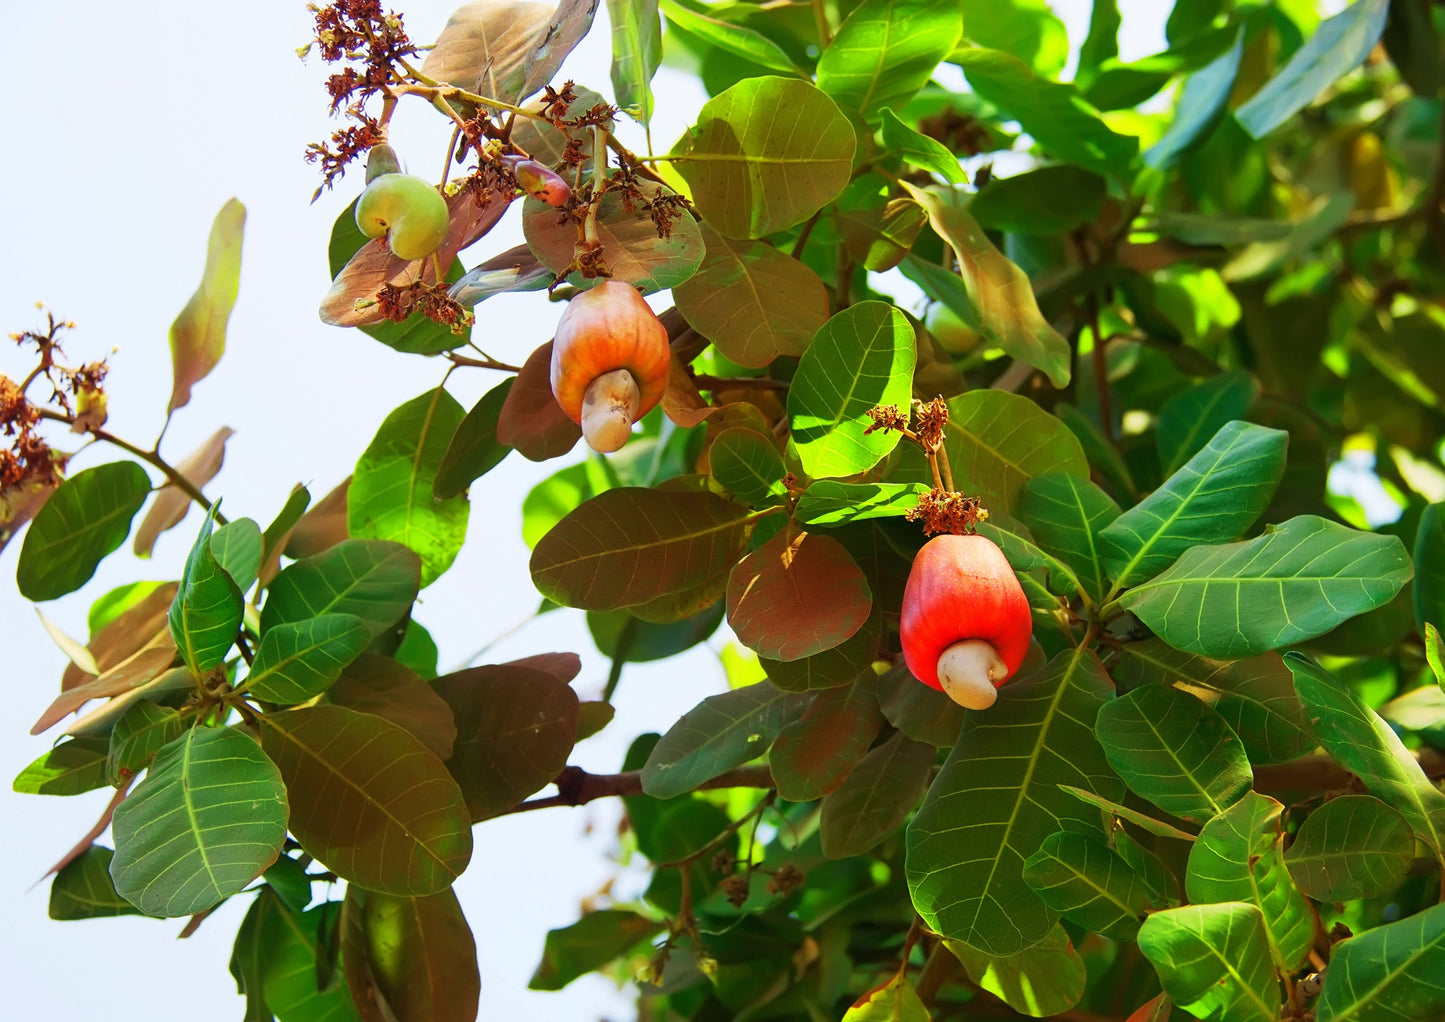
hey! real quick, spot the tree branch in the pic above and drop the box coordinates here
[506,764,775,814]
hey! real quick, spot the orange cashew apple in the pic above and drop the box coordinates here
[899,533,1032,710]
[550,281,671,453]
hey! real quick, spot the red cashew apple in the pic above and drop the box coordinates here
[900,533,1032,710]
[550,281,671,453]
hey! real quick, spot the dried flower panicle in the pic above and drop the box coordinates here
[375,280,475,334]
[910,396,948,452]
[766,863,805,898]
[906,489,989,537]
[863,404,908,436]
[0,310,103,493]
[540,82,580,124]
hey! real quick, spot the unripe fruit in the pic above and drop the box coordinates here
[900,534,1031,710]
[550,281,670,453]
[365,142,402,183]
[355,173,450,261]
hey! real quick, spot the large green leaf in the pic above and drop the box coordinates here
[794,481,929,526]
[348,387,470,589]
[821,730,935,858]
[1019,473,1121,603]
[329,653,457,759]
[210,518,263,594]
[673,222,829,368]
[945,922,1087,1017]
[1144,29,1242,168]
[1094,685,1251,825]
[1284,794,1413,901]
[641,681,803,798]
[1315,901,1445,1022]
[1137,903,1279,1022]
[1185,791,1313,973]
[168,197,245,412]
[903,183,1071,387]
[49,845,139,920]
[530,487,750,611]
[966,165,1105,236]
[708,428,785,506]
[13,735,111,796]
[658,0,804,75]
[788,302,916,480]
[958,0,1069,78]
[261,539,421,639]
[669,77,856,239]
[16,461,151,601]
[340,885,478,1022]
[906,647,1124,955]
[769,673,883,801]
[259,705,472,896]
[1118,516,1413,659]
[1287,653,1445,861]
[1100,420,1286,589]
[1416,502,1445,637]
[110,727,287,917]
[243,614,370,704]
[434,378,513,499]
[816,0,962,124]
[1111,641,1314,765]
[1155,372,1260,477]
[432,662,579,821]
[608,0,661,126]
[168,506,244,677]
[106,699,185,784]
[529,909,663,991]
[842,971,931,1021]
[1022,831,1156,941]
[879,108,966,184]
[261,899,361,1022]
[1236,0,1390,139]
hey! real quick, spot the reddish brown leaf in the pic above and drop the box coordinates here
[495,341,581,461]
[0,476,56,554]
[420,0,596,102]
[329,654,458,760]
[727,529,872,662]
[61,582,179,692]
[133,427,235,557]
[320,189,511,328]
[875,662,964,747]
[523,189,704,292]
[33,631,176,735]
[769,672,884,801]
[662,356,716,428]
[1126,992,1173,1022]
[341,885,480,1022]
[170,198,245,413]
[285,477,350,560]
[502,651,581,683]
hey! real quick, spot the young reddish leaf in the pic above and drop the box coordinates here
[422,0,598,103]
[523,190,704,292]
[770,672,884,801]
[31,629,176,735]
[875,662,964,746]
[761,608,881,692]
[530,487,751,610]
[284,477,350,560]
[820,730,935,859]
[330,654,459,760]
[259,704,473,896]
[341,885,480,1022]
[661,356,717,428]
[503,650,582,683]
[169,198,245,414]
[672,222,829,368]
[1126,992,1173,1022]
[432,663,579,821]
[133,427,235,557]
[496,341,582,461]
[727,529,872,662]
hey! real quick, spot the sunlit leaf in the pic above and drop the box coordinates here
[1145,31,1243,169]
[879,108,966,184]
[1018,473,1121,603]
[817,0,962,124]
[168,506,244,676]
[1416,502,1445,638]
[727,529,872,661]
[13,736,110,796]
[340,885,479,1022]
[1284,794,1413,901]
[523,188,704,292]
[1022,831,1155,941]
[608,0,661,125]
[842,971,931,1021]
[641,681,803,798]
[1137,904,1278,1022]
[169,198,245,413]
[795,481,929,526]
[529,909,662,991]
[210,518,263,594]
[262,539,421,639]
[946,922,1087,1017]
[1315,901,1445,1022]
[17,461,151,602]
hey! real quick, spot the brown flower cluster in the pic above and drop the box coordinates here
[0,312,102,492]
[906,489,989,537]
[376,280,474,334]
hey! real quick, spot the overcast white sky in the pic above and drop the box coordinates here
[0,2,1167,1019]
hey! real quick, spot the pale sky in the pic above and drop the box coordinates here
[0,2,1165,1019]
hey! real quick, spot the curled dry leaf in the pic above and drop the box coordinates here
[285,477,351,560]
[448,243,549,307]
[321,189,512,329]
[169,199,246,414]
[33,629,177,735]
[496,341,581,461]
[61,583,179,692]
[0,477,56,554]
[133,427,236,558]
[662,356,716,428]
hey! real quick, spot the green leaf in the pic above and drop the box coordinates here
[839,195,930,271]
[875,663,964,746]
[1120,517,1414,658]
[1286,653,1445,860]
[49,845,139,920]
[262,900,360,1022]
[906,647,1124,955]
[1100,421,1286,589]
[262,539,421,639]
[106,699,185,784]
[1284,794,1414,901]
[110,727,287,917]
[957,0,1068,78]
[708,428,785,505]
[1315,901,1445,1022]
[945,922,1087,1017]
[1137,903,1279,1022]
[259,704,472,895]
[658,0,804,75]
[953,48,1138,177]
[968,166,1106,235]
[727,529,872,661]
[903,184,1071,387]
[1022,831,1155,941]
[1415,502,1445,637]
[169,197,245,413]
[1145,31,1243,169]
[761,607,881,692]
[169,505,244,676]
[770,673,883,801]
[1236,0,1390,139]
[1428,623,1445,688]
[1056,785,1197,843]
[529,909,663,991]
[1111,641,1314,765]
[210,518,263,594]
[669,76,856,239]
[348,387,470,589]
[1095,685,1252,824]
[244,614,370,704]
[432,662,579,821]
[787,302,917,479]
[14,736,110,796]
[1054,402,1137,500]
[1155,372,1261,477]
[523,188,704,292]
[641,681,803,798]
[1185,791,1313,973]
[260,486,310,579]
[1075,0,1119,87]
[607,0,661,126]
[795,481,929,526]
[842,971,931,1021]
[329,653,457,759]
[530,487,750,611]
[16,461,151,601]
[977,517,1084,600]
[590,603,725,663]
[821,730,934,858]
[879,108,965,184]
[817,0,962,124]
[434,378,513,499]
[1019,473,1121,603]
[339,885,478,1022]
[674,221,829,369]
